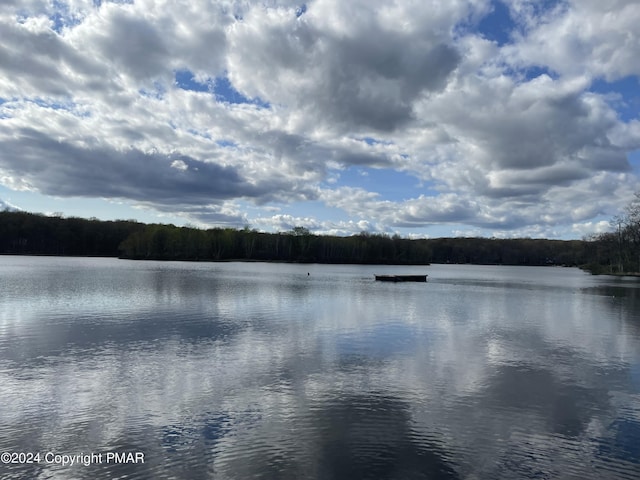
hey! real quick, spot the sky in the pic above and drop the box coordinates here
[1,0,639,239]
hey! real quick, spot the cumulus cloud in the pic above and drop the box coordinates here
[0,0,639,237]
[0,128,255,203]
[228,0,463,132]
[503,0,640,80]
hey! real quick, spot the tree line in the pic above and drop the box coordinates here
[1,209,597,266]
[582,193,640,275]
[0,210,143,257]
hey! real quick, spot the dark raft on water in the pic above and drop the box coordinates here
[374,275,428,282]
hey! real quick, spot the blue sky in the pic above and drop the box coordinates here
[1,0,639,238]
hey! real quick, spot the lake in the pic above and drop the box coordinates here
[1,256,639,479]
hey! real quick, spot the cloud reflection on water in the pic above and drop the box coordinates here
[1,259,640,479]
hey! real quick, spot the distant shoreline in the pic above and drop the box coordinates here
[0,209,603,268]
[0,252,585,269]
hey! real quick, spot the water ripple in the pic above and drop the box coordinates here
[2,258,640,479]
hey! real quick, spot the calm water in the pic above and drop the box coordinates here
[1,256,640,479]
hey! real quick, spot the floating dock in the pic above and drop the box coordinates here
[374,274,427,282]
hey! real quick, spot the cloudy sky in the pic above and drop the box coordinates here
[1,0,639,238]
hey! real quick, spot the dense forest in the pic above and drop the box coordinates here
[118,225,590,265]
[0,210,143,257]
[1,209,596,267]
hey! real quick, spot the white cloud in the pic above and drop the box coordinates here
[227,0,466,132]
[0,0,639,237]
[503,0,640,80]
[0,198,21,211]
[571,220,612,238]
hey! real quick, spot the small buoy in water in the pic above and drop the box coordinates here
[307,272,310,276]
